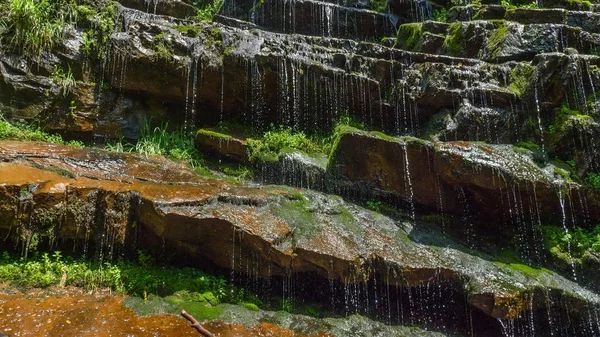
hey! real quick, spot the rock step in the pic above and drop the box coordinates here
[447,5,600,34]
[219,0,395,40]
[396,19,600,62]
[1,140,600,337]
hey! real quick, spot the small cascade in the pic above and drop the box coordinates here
[144,0,161,14]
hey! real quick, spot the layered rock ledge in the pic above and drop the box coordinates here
[1,140,599,336]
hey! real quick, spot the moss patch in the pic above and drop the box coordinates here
[486,24,508,59]
[396,23,423,52]
[508,63,535,98]
[443,22,465,56]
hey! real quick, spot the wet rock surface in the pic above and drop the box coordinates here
[1,0,600,334]
[0,141,599,336]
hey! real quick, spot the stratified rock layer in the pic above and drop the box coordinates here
[0,141,599,336]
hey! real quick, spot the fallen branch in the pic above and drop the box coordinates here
[181,310,216,337]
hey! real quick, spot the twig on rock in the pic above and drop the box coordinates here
[181,310,216,337]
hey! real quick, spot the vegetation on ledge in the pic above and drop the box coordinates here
[542,224,600,263]
[0,117,83,147]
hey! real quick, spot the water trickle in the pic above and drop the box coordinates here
[402,143,415,223]
[534,78,545,152]
[558,190,577,281]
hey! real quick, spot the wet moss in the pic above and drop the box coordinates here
[151,34,174,62]
[269,194,320,241]
[486,24,508,59]
[508,63,535,98]
[443,22,465,56]
[548,104,594,142]
[172,25,201,37]
[196,129,234,140]
[396,23,423,52]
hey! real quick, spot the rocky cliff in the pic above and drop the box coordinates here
[1,0,600,335]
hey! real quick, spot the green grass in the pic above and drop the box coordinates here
[105,121,203,167]
[0,250,256,306]
[0,0,77,61]
[0,117,83,147]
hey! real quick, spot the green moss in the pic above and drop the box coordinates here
[152,34,174,62]
[197,129,234,140]
[443,22,465,56]
[486,24,508,59]
[371,130,398,142]
[269,194,320,241]
[395,23,423,52]
[508,63,535,98]
[239,302,260,311]
[370,0,388,12]
[549,104,594,141]
[514,141,540,152]
[173,25,201,37]
[564,0,592,9]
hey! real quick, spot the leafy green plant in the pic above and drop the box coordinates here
[542,224,600,260]
[77,1,117,64]
[432,7,448,22]
[194,0,223,22]
[247,126,325,162]
[151,34,174,62]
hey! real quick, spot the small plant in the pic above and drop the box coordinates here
[151,34,174,62]
[194,0,223,22]
[542,224,600,260]
[432,7,448,22]
[366,200,383,212]
[51,65,77,96]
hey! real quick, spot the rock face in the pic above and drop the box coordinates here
[1,141,599,336]
[326,129,600,238]
[2,0,600,335]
